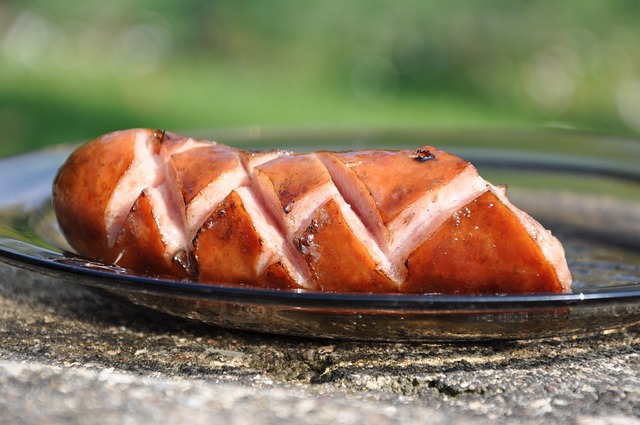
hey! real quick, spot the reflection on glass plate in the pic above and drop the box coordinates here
[1,128,640,341]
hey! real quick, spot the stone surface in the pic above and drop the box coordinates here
[1,262,639,424]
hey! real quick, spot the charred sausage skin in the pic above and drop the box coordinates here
[52,129,572,294]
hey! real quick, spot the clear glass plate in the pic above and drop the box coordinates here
[1,128,640,341]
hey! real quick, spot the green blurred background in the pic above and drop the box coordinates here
[1,0,640,156]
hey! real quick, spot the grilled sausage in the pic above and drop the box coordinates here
[52,128,572,294]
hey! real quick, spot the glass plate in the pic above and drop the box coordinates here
[1,128,640,341]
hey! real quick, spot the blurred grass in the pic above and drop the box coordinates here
[0,61,537,156]
[1,1,640,155]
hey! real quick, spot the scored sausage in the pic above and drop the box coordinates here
[52,128,572,294]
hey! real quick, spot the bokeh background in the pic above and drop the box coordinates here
[1,0,640,155]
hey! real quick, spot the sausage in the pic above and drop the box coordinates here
[52,128,572,294]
